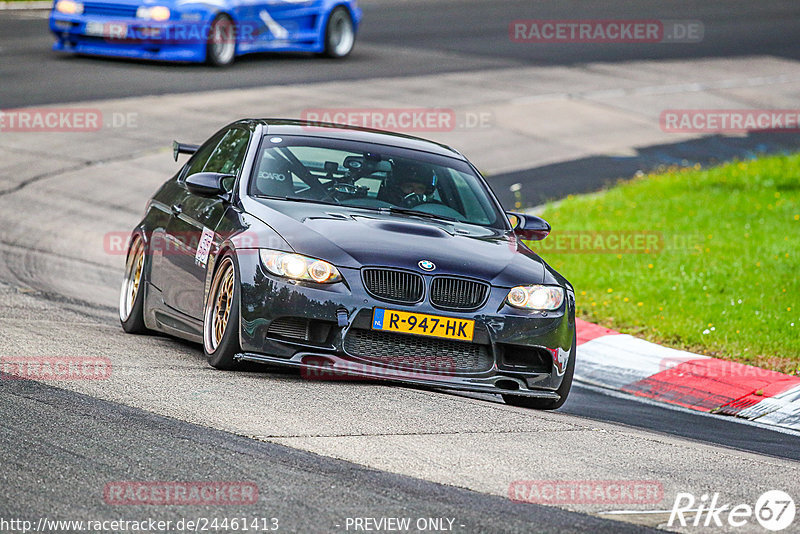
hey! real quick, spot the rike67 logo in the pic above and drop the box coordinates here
[669,490,795,531]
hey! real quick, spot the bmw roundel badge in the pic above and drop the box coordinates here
[418,260,436,271]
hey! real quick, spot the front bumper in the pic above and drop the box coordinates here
[236,252,575,398]
[49,14,208,62]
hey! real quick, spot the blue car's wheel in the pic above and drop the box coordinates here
[207,14,236,67]
[321,6,355,58]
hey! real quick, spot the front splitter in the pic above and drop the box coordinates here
[235,351,560,400]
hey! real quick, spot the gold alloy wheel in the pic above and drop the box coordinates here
[204,257,235,353]
[119,236,144,322]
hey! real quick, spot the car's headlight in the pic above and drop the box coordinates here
[506,285,564,310]
[55,0,83,14]
[259,250,342,284]
[136,5,170,21]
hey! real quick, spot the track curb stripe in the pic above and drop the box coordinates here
[574,319,800,431]
[575,319,620,344]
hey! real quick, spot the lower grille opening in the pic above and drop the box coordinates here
[343,328,493,374]
[495,379,520,391]
[301,355,336,367]
[267,317,334,345]
[498,344,552,373]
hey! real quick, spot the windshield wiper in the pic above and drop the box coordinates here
[255,196,458,223]
[383,207,456,223]
[253,195,340,207]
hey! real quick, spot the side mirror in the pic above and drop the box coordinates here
[185,172,233,197]
[507,212,551,241]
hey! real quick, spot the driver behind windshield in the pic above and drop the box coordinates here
[379,160,438,208]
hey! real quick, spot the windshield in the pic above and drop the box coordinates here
[247,135,506,228]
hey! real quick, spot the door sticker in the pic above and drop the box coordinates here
[195,227,215,268]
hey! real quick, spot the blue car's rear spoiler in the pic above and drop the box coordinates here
[173,140,199,161]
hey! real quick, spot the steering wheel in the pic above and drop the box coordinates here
[319,181,364,203]
[328,182,361,195]
[402,193,443,208]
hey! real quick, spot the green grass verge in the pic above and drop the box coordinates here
[527,153,800,374]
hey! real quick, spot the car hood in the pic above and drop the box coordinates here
[84,0,169,7]
[245,198,556,287]
[94,0,223,11]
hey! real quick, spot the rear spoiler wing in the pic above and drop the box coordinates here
[173,140,199,161]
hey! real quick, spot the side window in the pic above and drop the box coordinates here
[204,128,250,178]
[183,131,225,179]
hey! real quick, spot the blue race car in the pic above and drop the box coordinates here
[49,0,361,65]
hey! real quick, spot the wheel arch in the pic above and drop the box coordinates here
[204,10,240,62]
[318,2,356,34]
[127,226,153,283]
[203,241,243,345]
[204,241,238,303]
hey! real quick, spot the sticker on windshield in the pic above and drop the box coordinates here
[258,171,287,181]
[195,227,215,268]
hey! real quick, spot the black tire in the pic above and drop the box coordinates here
[119,235,150,334]
[320,6,355,58]
[503,331,576,410]
[206,14,236,67]
[203,253,241,370]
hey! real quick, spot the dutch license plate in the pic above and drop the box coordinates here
[371,308,474,342]
[85,21,127,38]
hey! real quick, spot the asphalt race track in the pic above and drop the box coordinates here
[1,379,651,533]
[2,1,800,532]
[2,0,800,108]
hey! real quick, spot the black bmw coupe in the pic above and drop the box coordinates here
[119,119,576,409]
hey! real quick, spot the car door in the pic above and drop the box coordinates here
[160,127,250,320]
[234,0,322,53]
[150,130,223,300]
